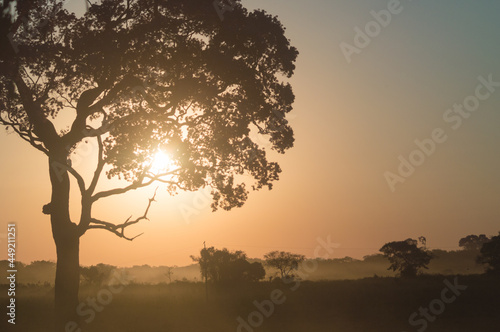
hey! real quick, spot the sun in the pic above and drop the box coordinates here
[149,150,173,174]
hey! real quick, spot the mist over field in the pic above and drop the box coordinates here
[0,248,485,285]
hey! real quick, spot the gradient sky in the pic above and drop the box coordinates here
[1,0,499,267]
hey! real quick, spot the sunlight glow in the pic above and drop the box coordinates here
[149,150,174,175]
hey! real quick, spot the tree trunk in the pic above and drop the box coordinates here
[49,156,81,332]
[54,227,80,331]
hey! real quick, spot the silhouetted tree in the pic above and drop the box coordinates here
[246,261,266,282]
[380,238,433,278]
[477,232,500,275]
[25,260,57,272]
[459,234,490,251]
[338,256,356,263]
[418,236,427,248]
[80,263,116,286]
[0,0,297,329]
[264,251,305,279]
[164,265,176,283]
[24,260,56,283]
[191,247,265,283]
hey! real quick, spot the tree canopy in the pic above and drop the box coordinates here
[80,263,117,286]
[477,232,500,275]
[380,238,433,278]
[191,247,265,283]
[264,250,305,279]
[0,0,298,232]
[459,234,490,251]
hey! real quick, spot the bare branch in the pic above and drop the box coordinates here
[65,164,86,196]
[87,188,158,240]
[87,134,105,195]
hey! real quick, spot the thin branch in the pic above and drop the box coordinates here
[0,114,50,155]
[34,64,60,106]
[140,90,176,117]
[12,126,48,154]
[87,187,158,241]
[58,93,77,109]
[91,167,182,202]
[65,164,87,196]
[87,224,144,240]
[87,75,140,113]
[21,67,37,87]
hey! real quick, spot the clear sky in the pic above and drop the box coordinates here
[1,0,499,267]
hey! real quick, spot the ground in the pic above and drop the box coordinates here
[1,275,499,332]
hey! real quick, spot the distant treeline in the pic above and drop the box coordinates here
[0,248,486,285]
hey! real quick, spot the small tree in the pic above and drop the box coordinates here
[264,251,305,279]
[459,234,490,251]
[164,266,176,283]
[191,247,265,283]
[80,263,116,286]
[477,232,500,275]
[380,238,433,278]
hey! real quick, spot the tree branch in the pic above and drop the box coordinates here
[87,134,105,196]
[86,187,158,241]
[65,164,86,196]
[11,74,59,148]
[0,113,50,155]
[62,75,145,145]
[91,167,182,202]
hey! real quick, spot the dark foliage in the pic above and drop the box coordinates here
[191,247,266,283]
[380,238,433,278]
[264,250,305,279]
[477,232,500,275]
[459,234,490,251]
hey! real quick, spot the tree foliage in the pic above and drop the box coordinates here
[380,238,433,278]
[191,247,265,283]
[80,263,117,285]
[264,250,305,279]
[0,0,298,219]
[477,232,500,275]
[459,234,490,251]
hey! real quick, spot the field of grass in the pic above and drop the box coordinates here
[2,275,499,332]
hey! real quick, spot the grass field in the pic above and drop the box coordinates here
[2,275,499,332]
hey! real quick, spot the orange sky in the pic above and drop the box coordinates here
[1,0,500,267]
